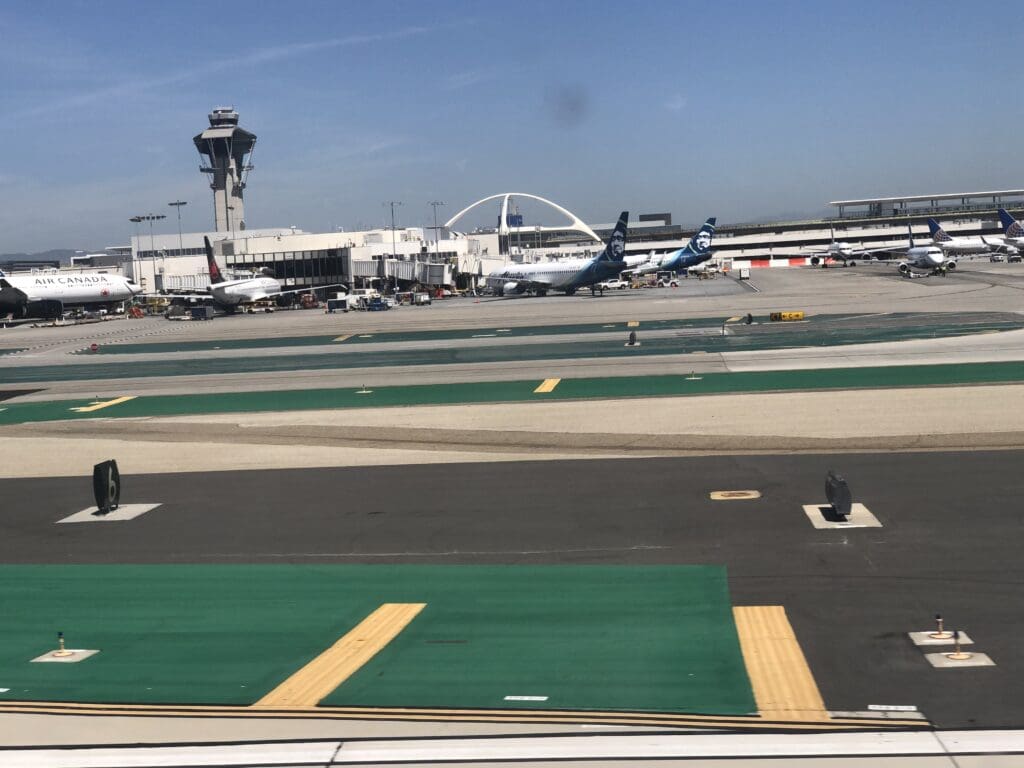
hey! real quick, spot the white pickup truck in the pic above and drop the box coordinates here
[596,279,629,290]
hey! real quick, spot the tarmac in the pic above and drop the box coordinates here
[2,263,1024,765]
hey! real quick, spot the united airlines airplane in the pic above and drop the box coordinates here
[0,269,141,319]
[485,212,629,296]
[926,218,991,256]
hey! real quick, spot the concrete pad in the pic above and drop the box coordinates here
[910,631,974,647]
[58,503,161,523]
[925,652,995,668]
[802,502,881,529]
[31,649,99,663]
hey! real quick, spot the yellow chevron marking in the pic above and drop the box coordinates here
[534,378,561,393]
[70,396,136,413]
[254,603,425,708]
[733,606,828,722]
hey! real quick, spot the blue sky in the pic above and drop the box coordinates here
[1,0,1021,251]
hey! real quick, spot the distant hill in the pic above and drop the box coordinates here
[0,249,83,266]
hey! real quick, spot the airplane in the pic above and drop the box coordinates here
[982,209,1024,255]
[485,211,629,296]
[627,217,716,276]
[804,226,874,266]
[926,218,991,256]
[0,268,141,319]
[894,224,954,277]
[167,237,343,313]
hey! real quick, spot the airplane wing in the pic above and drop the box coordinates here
[273,283,347,298]
[495,277,554,295]
[0,277,30,301]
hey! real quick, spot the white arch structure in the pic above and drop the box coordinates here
[445,193,601,243]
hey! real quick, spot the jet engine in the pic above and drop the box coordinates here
[503,281,526,295]
[898,263,911,275]
[944,260,957,271]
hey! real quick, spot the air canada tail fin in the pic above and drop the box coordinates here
[204,237,225,284]
[685,217,716,254]
[595,211,629,262]
[927,218,951,242]
[999,208,1024,238]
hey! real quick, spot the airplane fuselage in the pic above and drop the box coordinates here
[209,276,282,306]
[0,272,141,317]
[486,258,624,294]
[933,237,989,255]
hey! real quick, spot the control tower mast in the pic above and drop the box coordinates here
[193,107,256,234]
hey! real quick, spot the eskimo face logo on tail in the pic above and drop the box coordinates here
[695,231,713,252]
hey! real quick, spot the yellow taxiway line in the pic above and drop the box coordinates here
[733,606,828,722]
[333,334,351,343]
[254,603,425,708]
[69,396,137,413]
[534,378,561,393]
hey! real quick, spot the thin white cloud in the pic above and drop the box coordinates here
[664,93,687,113]
[5,25,441,121]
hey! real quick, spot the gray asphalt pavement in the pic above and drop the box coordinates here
[2,451,1020,730]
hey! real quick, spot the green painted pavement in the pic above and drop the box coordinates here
[76,317,732,355]
[6,315,1022,385]
[0,565,753,714]
[2,361,1024,426]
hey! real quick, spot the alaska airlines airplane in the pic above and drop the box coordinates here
[804,226,874,266]
[0,269,141,319]
[926,218,991,255]
[897,224,952,276]
[485,212,629,296]
[629,218,716,275]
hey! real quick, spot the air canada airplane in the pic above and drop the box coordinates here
[0,269,141,319]
[926,218,991,255]
[170,237,342,313]
[627,217,716,275]
[485,211,629,296]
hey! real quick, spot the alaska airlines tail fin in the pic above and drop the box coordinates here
[204,237,225,284]
[927,218,952,243]
[595,211,629,262]
[684,217,716,255]
[999,209,1024,238]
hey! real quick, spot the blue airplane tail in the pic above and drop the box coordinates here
[927,218,952,242]
[999,208,1024,238]
[684,217,716,255]
[595,211,629,262]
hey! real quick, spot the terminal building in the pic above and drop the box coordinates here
[17,107,1024,292]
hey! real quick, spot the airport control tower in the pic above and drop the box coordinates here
[193,107,256,233]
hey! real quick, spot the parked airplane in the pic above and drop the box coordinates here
[805,226,874,266]
[628,217,716,275]
[926,218,991,255]
[485,211,629,296]
[168,237,342,312]
[896,224,953,277]
[983,209,1024,255]
[0,269,141,319]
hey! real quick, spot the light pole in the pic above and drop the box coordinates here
[128,216,142,282]
[168,201,187,257]
[135,214,166,294]
[226,204,236,240]
[385,201,402,294]
[428,201,445,260]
